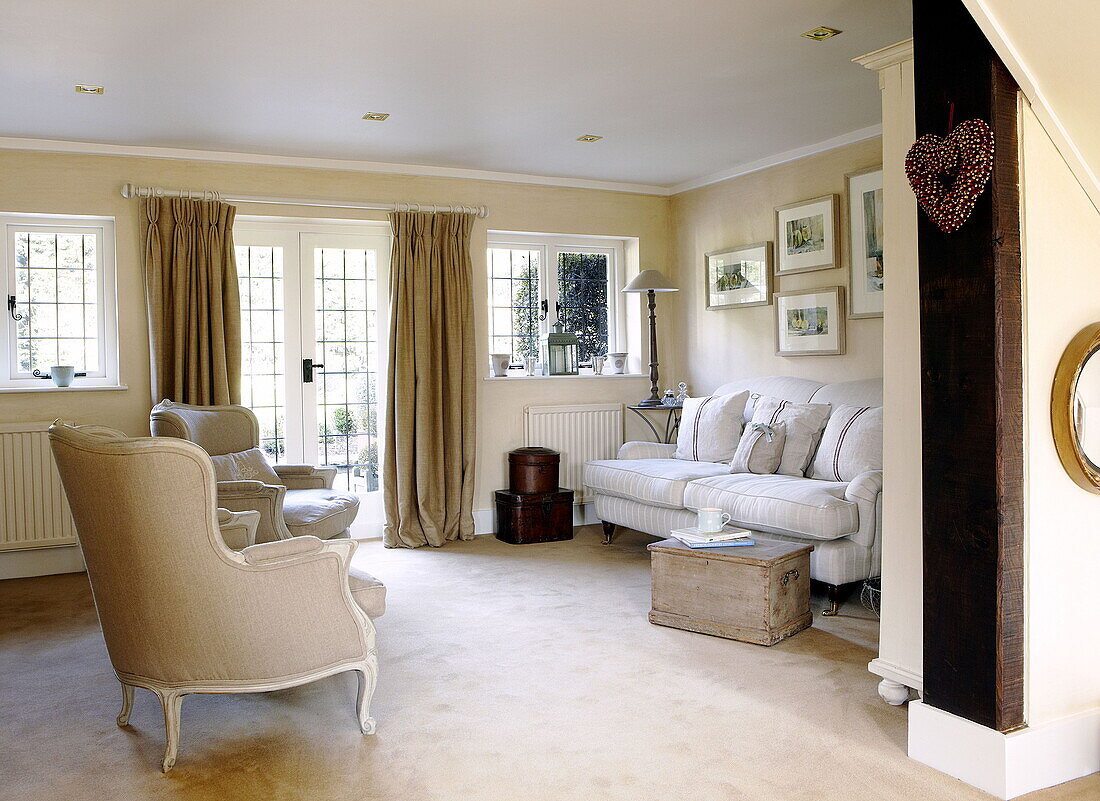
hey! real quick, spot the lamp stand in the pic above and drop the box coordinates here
[637,288,664,407]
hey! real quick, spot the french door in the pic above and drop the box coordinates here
[233,221,390,531]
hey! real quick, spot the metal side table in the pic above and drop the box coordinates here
[627,404,682,444]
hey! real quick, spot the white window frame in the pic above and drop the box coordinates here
[0,214,120,389]
[486,232,626,369]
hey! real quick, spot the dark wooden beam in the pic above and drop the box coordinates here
[914,0,1025,732]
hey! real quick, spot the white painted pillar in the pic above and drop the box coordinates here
[853,40,924,702]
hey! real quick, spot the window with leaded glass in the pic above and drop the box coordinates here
[486,234,623,373]
[488,247,541,365]
[1,217,119,388]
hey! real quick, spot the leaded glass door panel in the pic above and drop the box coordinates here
[299,233,388,498]
[234,223,389,536]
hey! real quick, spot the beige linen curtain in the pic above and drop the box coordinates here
[141,197,241,405]
[384,211,477,548]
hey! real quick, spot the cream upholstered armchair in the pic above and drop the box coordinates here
[149,399,359,543]
[48,423,380,772]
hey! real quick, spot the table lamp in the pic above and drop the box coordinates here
[621,268,678,407]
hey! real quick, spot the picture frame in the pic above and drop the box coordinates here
[774,286,846,356]
[704,241,773,310]
[846,167,885,318]
[774,194,840,276]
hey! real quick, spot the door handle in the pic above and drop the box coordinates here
[302,358,325,383]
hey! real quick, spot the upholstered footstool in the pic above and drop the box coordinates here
[348,566,387,619]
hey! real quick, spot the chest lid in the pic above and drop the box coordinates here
[508,447,560,466]
[495,488,573,506]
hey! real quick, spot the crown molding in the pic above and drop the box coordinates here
[0,136,672,196]
[0,126,894,200]
[669,124,883,194]
[853,38,914,72]
[960,0,1100,216]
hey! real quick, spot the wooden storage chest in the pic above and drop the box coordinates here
[647,538,813,646]
[507,447,560,494]
[494,488,574,544]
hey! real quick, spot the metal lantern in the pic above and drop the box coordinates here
[541,321,579,376]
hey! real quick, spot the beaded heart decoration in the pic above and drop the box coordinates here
[905,118,995,233]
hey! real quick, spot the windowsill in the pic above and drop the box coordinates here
[483,373,646,381]
[0,384,128,394]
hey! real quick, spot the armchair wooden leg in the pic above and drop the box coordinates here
[821,584,842,616]
[156,690,185,772]
[354,666,378,735]
[601,521,617,545]
[116,682,135,727]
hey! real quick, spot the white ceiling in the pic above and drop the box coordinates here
[0,0,911,189]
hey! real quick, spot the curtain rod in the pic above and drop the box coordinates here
[119,183,489,218]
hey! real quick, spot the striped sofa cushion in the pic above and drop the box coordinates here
[682,473,858,541]
[810,404,884,482]
[584,458,729,509]
[672,391,749,463]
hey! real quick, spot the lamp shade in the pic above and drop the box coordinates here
[621,269,678,293]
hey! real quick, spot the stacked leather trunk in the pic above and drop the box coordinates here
[494,447,575,544]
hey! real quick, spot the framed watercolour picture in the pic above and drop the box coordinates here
[775,195,839,275]
[846,167,884,318]
[774,286,846,356]
[704,241,773,310]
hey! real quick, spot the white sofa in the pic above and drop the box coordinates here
[584,376,882,614]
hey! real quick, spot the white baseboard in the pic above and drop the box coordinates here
[909,700,1100,799]
[868,657,924,693]
[473,503,597,536]
[0,544,85,580]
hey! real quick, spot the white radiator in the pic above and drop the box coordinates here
[0,422,77,551]
[524,403,623,503]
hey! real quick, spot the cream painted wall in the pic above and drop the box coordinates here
[666,138,884,394]
[0,150,665,525]
[1019,103,1100,727]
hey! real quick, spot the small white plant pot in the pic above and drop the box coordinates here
[606,353,628,375]
[50,366,76,387]
[489,354,512,377]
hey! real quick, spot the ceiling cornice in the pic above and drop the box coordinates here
[668,124,883,195]
[853,38,914,71]
[0,136,673,196]
[0,126,890,199]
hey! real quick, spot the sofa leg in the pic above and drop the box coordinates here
[601,521,617,545]
[821,584,842,616]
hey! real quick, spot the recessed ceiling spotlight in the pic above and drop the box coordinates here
[577,134,603,142]
[362,112,390,121]
[801,26,842,41]
[74,84,104,94]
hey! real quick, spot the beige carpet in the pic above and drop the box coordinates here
[1,525,1096,801]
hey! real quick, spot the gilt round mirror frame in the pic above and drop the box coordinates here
[1051,322,1100,493]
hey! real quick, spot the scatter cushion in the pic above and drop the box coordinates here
[810,405,883,482]
[282,489,360,539]
[209,448,283,485]
[729,422,787,475]
[673,391,750,463]
[747,396,831,477]
[683,473,858,541]
[348,566,387,619]
[584,459,730,509]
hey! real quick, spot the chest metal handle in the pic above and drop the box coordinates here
[781,569,800,586]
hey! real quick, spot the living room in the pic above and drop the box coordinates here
[1,1,1098,800]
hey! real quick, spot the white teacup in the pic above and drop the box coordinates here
[696,507,731,533]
